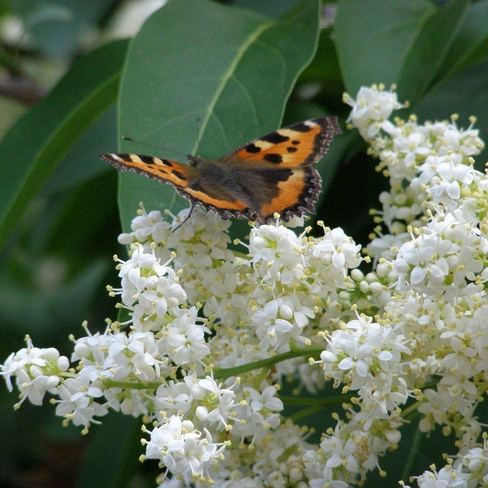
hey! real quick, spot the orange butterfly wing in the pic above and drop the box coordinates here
[221,117,341,169]
[215,117,341,221]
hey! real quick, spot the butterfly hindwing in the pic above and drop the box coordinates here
[221,165,321,223]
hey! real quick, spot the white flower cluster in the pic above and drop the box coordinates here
[0,205,362,485]
[404,433,488,488]
[2,85,488,487]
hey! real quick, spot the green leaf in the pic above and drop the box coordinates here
[0,39,127,251]
[0,257,109,338]
[396,0,468,104]
[117,0,321,231]
[10,0,114,57]
[415,58,488,168]
[232,0,304,17]
[74,412,141,488]
[335,0,468,104]
[440,0,488,78]
[42,108,117,196]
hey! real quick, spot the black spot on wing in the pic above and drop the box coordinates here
[264,154,283,164]
[139,155,156,164]
[172,169,186,180]
[260,132,289,144]
[245,143,261,154]
[258,168,293,184]
[189,181,204,193]
[291,140,300,145]
[287,147,297,153]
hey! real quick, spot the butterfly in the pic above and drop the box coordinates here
[100,116,341,224]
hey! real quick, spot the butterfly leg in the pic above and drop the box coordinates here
[172,205,194,232]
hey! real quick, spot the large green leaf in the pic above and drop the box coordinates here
[335,0,468,104]
[0,39,127,250]
[117,0,322,231]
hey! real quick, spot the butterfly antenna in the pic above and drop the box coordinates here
[122,136,187,158]
[194,117,202,155]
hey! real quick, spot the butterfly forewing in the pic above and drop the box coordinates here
[101,153,198,188]
[222,116,341,169]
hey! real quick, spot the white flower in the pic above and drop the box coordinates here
[345,85,405,139]
[0,338,69,406]
[72,328,115,381]
[434,117,485,157]
[55,370,108,427]
[144,415,225,478]
[118,208,171,246]
[388,123,430,175]
[168,207,232,245]
[135,274,187,322]
[251,298,296,350]
[429,160,475,200]
[311,226,362,271]
[190,376,237,430]
[105,331,163,382]
[417,387,475,433]
[416,155,482,211]
[162,307,210,366]
[155,378,193,416]
[232,382,283,441]
[246,384,283,415]
[248,224,304,284]
[320,315,410,410]
[393,232,456,290]
[155,374,237,431]
[367,232,409,262]
[458,442,488,480]
[306,408,404,486]
[414,465,469,488]
[118,245,162,294]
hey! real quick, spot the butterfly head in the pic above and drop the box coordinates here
[188,155,203,167]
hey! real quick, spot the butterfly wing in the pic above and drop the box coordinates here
[216,116,341,222]
[101,153,199,188]
[244,165,321,222]
[220,116,341,169]
[100,153,255,220]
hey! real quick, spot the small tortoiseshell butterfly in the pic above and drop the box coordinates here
[100,116,341,223]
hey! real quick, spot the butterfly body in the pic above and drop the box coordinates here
[101,116,341,223]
